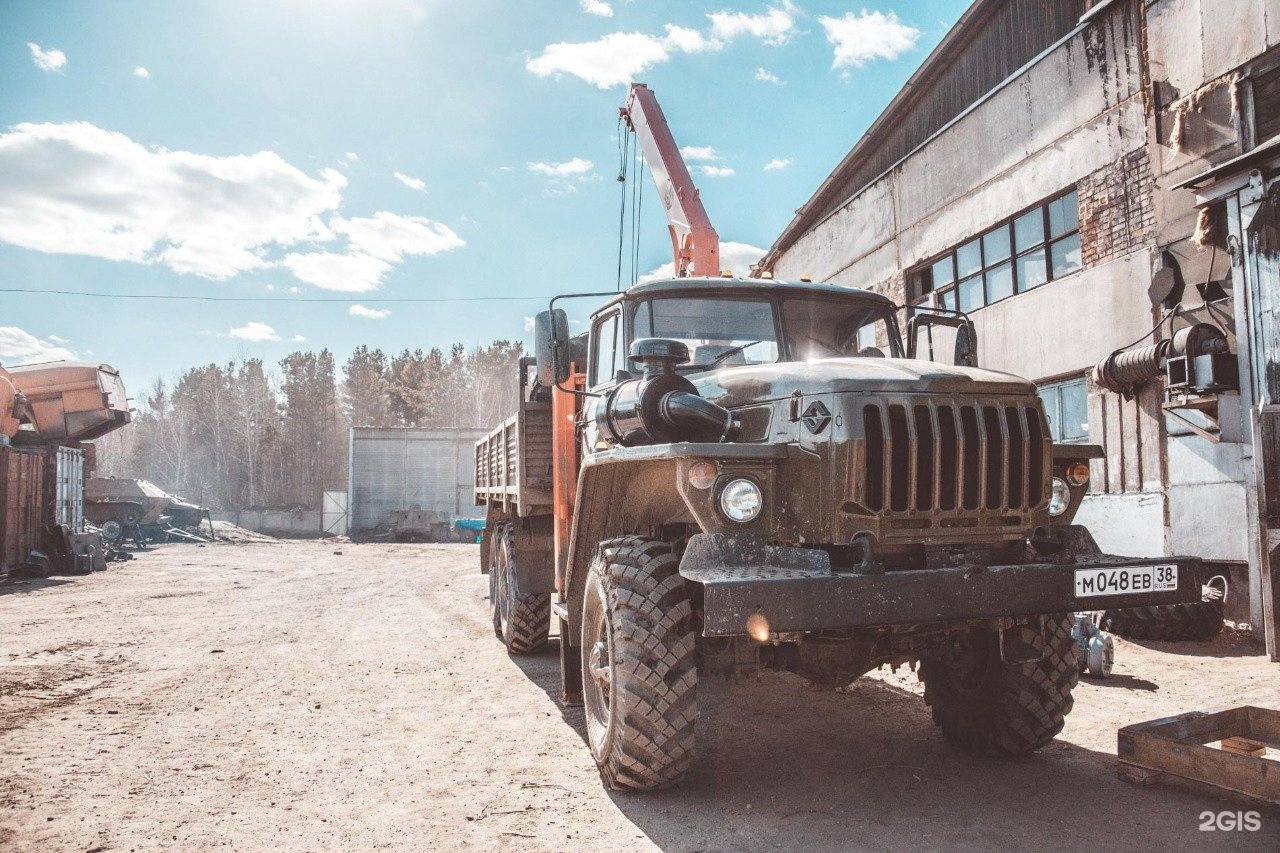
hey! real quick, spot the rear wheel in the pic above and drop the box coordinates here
[581,536,697,791]
[918,615,1078,756]
[488,522,549,654]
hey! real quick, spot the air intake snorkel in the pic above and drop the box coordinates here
[595,338,739,446]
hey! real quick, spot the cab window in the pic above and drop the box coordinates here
[781,297,902,359]
[632,297,780,370]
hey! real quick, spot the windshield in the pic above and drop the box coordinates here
[629,292,901,370]
[633,297,781,369]
[781,296,902,359]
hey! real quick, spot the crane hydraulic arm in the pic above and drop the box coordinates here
[621,82,720,278]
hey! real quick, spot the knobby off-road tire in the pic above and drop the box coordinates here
[918,614,1079,756]
[581,536,697,792]
[1100,601,1224,641]
[488,521,550,655]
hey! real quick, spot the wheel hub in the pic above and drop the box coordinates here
[588,639,612,694]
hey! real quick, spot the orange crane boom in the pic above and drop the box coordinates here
[620,82,720,278]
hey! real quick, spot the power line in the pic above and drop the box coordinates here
[0,287,553,304]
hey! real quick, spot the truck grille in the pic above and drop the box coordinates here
[861,399,1047,515]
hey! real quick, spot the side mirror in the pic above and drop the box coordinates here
[953,322,977,368]
[906,311,979,368]
[534,309,570,387]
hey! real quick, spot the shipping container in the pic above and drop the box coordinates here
[1,445,47,574]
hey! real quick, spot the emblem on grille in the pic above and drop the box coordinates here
[801,400,831,434]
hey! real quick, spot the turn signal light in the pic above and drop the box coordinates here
[1065,461,1091,487]
[687,460,717,490]
[746,612,770,643]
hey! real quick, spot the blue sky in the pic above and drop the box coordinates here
[1,0,968,392]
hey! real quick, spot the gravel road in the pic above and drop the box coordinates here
[2,541,1277,851]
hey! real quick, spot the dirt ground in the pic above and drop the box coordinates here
[1,541,1278,852]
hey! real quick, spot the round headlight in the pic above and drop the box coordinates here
[719,478,762,523]
[1048,477,1070,517]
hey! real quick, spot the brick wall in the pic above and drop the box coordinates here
[1078,148,1156,267]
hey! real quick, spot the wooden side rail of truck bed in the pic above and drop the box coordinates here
[474,361,554,517]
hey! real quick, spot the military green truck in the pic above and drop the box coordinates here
[475,275,1205,792]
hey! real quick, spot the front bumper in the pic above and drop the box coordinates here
[679,534,1205,637]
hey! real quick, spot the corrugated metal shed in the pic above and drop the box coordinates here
[347,427,488,533]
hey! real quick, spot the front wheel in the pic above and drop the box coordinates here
[918,615,1078,756]
[581,536,697,791]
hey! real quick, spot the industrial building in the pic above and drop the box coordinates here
[759,0,1279,654]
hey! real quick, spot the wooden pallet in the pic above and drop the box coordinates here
[1118,706,1280,805]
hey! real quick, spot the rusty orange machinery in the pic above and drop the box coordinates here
[551,365,584,598]
[1,361,130,443]
[1,360,131,575]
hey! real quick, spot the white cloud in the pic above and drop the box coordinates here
[282,250,391,293]
[0,326,76,364]
[0,121,344,279]
[680,146,718,162]
[349,304,392,319]
[698,165,735,178]
[580,0,612,17]
[523,316,536,332]
[0,122,463,291]
[344,152,359,162]
[333,212,464,261]
[289,286,301,293]
[290,334,306,343]
[227,322,281,342]
[528,157,594,177]
[27,43,66,73]
[640,240,765,281]
[661,24,718,54]
[284,213,463,292]
[763,157,792,171]
[708,5,796,46]
[526,7,794,88]
[133,66,150,79]
[527,32,671,89]
[819,11,921,69]
[754,67,784,85]
[394,171,426,192]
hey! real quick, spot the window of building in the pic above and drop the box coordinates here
[1038,376,1088,443]
[1242,48,1280,149]
[909,190,1082,312]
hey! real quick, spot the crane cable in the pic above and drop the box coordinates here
[633,156,645,286]
[615,116,630,293]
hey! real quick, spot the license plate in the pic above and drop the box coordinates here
[1074,564,1178,598]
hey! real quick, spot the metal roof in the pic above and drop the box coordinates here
[590,277,896,317]
[759,0,1094,271]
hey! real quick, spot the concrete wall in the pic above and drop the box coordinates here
[213,509,322,538]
